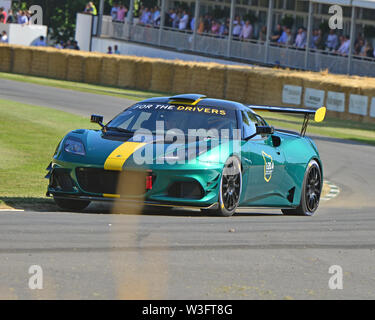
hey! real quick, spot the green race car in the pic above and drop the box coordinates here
[46,94,326,216]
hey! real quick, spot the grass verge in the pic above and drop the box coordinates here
[0,98,97,208]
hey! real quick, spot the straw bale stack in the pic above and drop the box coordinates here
[66,50,85,82]
[12,46,32,74]
[30,47,49,77]
[47,50,68,80]
[117,56,137,88]
[101,55,119,86]
[171,61,192,94]
[150,59,174,93]
[84,53,102,84]
[0,44,12,72]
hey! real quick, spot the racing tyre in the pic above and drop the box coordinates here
[54,197,91,211]
[282,159,321,216]
[203,156,242,217]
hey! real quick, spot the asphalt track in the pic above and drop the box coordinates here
[0,78,375,300]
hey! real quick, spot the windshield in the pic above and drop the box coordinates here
[106,103,238,136]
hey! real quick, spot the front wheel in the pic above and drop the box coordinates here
[282,159,322,216]
[203,156,242,217]
[54,197,91,211]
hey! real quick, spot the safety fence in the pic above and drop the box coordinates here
[0,44,374,123]
[100,17,375,79]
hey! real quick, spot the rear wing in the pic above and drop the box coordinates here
[249,105,326,136]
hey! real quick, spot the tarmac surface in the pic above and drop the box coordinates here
[0,78,374,299]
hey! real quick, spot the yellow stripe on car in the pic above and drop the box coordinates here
[191,98,203,105]
[104,141,146,171]
[103,193,120,198]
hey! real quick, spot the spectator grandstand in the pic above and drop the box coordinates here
[92,0,375,77]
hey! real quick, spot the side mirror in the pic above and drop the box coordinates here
[91,114,105,130]
[256,125,274,135]
[244,125,274,141]
[91,114,104,124]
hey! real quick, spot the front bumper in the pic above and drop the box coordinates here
[46,159,223,208]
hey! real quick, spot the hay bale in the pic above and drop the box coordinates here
[100,56,119,86]
[30,47,49,77]
[205,64,226,99]
[171,61,192,94]
[245,69,286,105]
[150,60,174,93]
[225,66,249,102]
[66,51,85,82]
[12,46,32,75]
[0,44,12,72]
[48,50,68,80]
[189,63,209,95]
[84,54,102,84]
[117,56,137,88]
[134,58,152,91]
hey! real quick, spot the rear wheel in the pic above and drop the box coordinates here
[54,197,90,211]
[202,156,242,217]
[282,159,321,216]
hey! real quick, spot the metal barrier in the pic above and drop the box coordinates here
[99,17,375,77]
[307,50,348,74]
[160,28,193,51]
[352,58,375,77]
[195,34,227,57]
[231,40,266,64]
[269,45,306,69]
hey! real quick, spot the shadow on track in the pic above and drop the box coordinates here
[0,197,281,217]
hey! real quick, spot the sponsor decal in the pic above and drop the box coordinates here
[262,151,274,182]
[132,104,226,116]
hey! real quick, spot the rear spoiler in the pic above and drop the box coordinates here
[249,105,326,136]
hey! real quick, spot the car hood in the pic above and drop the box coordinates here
[56,129,236,168]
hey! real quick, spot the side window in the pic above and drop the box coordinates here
[252,114,268,138]
[255,115,266,127]
[241,111,257,138]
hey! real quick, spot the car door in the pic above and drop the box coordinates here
[240,111,286,205]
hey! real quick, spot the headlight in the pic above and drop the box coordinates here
[64,138,85,156]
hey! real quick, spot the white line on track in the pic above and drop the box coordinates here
[321,180,340,201]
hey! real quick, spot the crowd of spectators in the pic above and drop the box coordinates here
[132,5,375,59]
[0,7,35,25]
[0,7,47,45]
[111,3,129,22]
[55,40,80,50]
